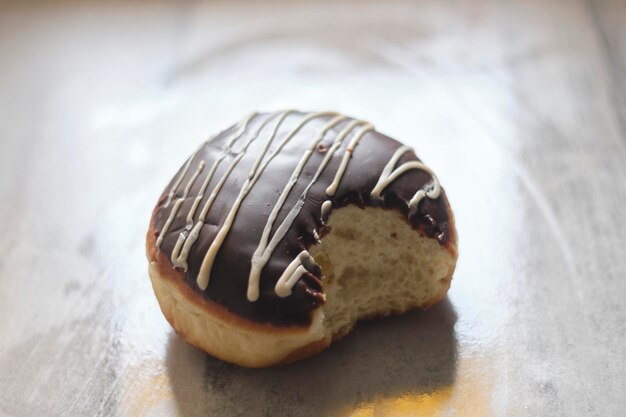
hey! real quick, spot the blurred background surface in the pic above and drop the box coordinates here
[1,0,625,416]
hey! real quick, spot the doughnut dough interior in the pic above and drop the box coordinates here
[312,205,456,341]
[147,111,457,368]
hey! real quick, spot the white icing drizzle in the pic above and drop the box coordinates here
[156,160,206,248]
[246,115,352,301]
[371,145,441,213]
[163,153,197,208]
[163,130,225,208]
[275,251,315,297]
[196,111,338,291]
[325,123,374,197]
[321,200,332,223]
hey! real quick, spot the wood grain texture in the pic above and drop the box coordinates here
[0,0,625,416]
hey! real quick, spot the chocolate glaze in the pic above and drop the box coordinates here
[151,111,452,326]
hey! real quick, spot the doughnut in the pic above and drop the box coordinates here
[146,110,458,367]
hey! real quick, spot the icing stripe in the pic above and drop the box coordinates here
[274,251,315,297]
[325,124,374,197]
[156,160,206,248]
[163,153,196,209]
[320,200,332,223]
[371,145,441,213]
[163,125,232,208]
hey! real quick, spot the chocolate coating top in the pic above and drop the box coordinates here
[151,111,452,326]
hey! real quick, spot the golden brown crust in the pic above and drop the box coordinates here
[280,338,330,365]
[148,258,329,367]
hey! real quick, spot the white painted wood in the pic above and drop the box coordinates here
[0,0,624,416]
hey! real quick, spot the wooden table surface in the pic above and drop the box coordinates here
[1,0,625,416]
